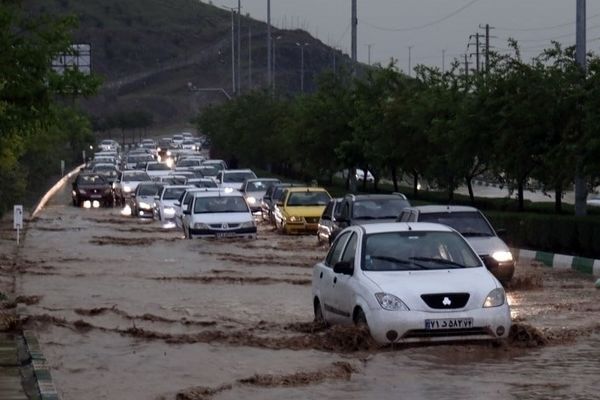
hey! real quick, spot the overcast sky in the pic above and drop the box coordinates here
[207,0,600,74]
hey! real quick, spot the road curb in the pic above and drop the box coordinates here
[23,330,60,400]
[512,248,600,277]
[31,163,85,218]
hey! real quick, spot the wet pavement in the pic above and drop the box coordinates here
[13,184,600,400]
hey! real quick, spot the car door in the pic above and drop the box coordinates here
[331,231,359,324]
[317,231,351,323]
[318,201,333,242]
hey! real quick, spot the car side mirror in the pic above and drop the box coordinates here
[154,195,160,200]
[183,209,190,215]
[131,193,136,198]
[496,228,507,238]
[333,261,353,275]
[174,202,181,207]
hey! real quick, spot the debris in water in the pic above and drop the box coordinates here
[15,295,42,305]
[239,361,358,387]
[508,323,548,347]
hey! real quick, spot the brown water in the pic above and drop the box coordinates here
[15,186,600,400]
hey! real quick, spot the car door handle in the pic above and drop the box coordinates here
[319,272,323,279]
[333,277,337,284]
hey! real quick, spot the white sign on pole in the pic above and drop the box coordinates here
[14,205,23,245]
[61,160,65,177]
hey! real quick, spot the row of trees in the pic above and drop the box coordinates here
[0,3,100,216]
[197,42,600,214]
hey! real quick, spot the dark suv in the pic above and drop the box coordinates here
[328,193,410,243]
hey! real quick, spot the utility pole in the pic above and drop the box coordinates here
[575,0,587,216]
[408,45,413,77]
[351,0,357,72]
[267,0,271,89]
[332,51,336,75]
[248,24,252,89]
[442,49,446,73]
[237,0,241,94]
[230,9,236,96]
[367,44,373,66]
[479,23,495,74]
[296,42,309,93]
[464,54,469,79]
[469,33,483,73]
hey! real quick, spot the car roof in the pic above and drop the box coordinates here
[360,222,455,235]
[346,194,408,201]
[191,189,243,198]
[285,187,328,193]
[407,205,479,213]
[223,169,254,173]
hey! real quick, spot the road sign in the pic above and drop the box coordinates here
[14,205,23,245]
[14,205,23,229]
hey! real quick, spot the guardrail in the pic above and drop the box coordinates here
[31,164,85,218]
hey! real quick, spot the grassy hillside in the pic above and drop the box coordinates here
[24,0,351,128]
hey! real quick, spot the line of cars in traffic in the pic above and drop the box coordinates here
[73,139,514,345]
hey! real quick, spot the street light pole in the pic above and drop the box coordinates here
[267,0,272,89]
[408,45,413,77]
[237,0,241,94]
[296,42,308,93]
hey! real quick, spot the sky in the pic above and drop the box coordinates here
[206,0,600,74]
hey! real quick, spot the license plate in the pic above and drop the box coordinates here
[90,194,102,199]
[215,232,236,238]
[424,318,473,330]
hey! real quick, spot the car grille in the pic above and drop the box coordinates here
[209,223,240,229]
[305,217,319,224]
[420,293,470,309]
[402,327,492,339]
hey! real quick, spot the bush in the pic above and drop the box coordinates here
[486,211,600,259]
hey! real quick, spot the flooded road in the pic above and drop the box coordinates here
[15,185,600,400]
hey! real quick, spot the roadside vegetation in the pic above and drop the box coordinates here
[0,2,101,216]
[197,43,600,258]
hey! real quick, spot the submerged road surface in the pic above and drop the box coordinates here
[14,183,600,399]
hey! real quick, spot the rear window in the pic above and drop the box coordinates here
[138,184,159,195]
[77,175,106,184]
[147,163,171,171]
[246,180,278,192]
[123,172,150,181]
[417,211,494,237]
[163,187,188,200]
[223,171,256,183]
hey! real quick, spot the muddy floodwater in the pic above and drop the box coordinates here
[14,186,600,399]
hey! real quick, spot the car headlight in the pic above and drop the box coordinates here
[194,223,210,229]
[483,288,505,308]
[375,292,410,311]
[164,207,175,216]
[240,221,256,228]
[166,150,172,156]
[491,251,513,263]
[246,196,256,205]
[123,185,132,193]
[287,215,305,223]
[139,201,151,210]
[72,190,77,196]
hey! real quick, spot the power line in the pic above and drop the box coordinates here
[361,0,481,32]
[494,11,600,32]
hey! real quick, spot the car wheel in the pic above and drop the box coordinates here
[187,228,193,240]
[354,308,368,329]
[313,299,326,325]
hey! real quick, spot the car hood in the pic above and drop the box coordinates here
[362,267,498,311]
[283,205,326,217]
[78,184,110,191]
[136,195,155,204]
[463,236,509,256]
[353,217,397,224]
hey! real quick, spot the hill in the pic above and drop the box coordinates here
[24,0,352,130]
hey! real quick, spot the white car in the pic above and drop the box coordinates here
[216,169,257,191]
[145,162,172,178]
[172,134,184,145]
[241,178,281,213]
[182,189,257,239]
[98,139,120,152]
[312,223,511,344]
[113,170,151,204]
[154,185,194,222]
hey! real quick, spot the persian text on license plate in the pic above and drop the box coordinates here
[215,232,236,238]
[424,318,473,330]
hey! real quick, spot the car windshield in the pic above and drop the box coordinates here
[194,166,219,176]
[352,199,410,219]
[147,163,171,171]
[418,211,494,237]
[162,177,187,185]
[246,180,278,192]
[193,196,248,213]
[286,191,330,206]
[93,165,115,172]
[77,175,106,185]
[173,135,183,141]
[363,231,482,271]
[123,172,150,181]
[178,159,200,167]
[223,172,256,183]
[163,187,188,200]
[138,184,159,196]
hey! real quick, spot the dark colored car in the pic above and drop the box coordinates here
[72,173,114,207]
[261,183,297,223]
[329,193,411,243]
[316,197,343,244]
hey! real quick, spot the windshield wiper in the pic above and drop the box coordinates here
[354,216,377,220]
[409,257,466,268]
[460,231,493,237]
[371,255,429,269]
